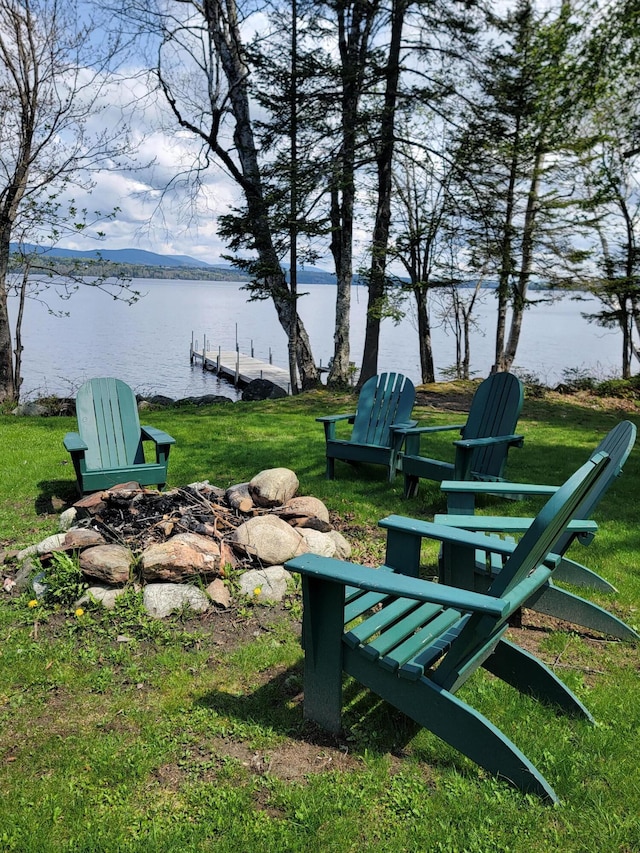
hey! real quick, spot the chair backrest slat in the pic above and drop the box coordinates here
[462,373,524,477]
[351,373,415,447]
[76,378,142,470]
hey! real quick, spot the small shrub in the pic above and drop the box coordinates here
[439,364,480,381]
[42,551,88,607]
[512,368,547,398]
[558,366,597,393]
[594,376,640,399]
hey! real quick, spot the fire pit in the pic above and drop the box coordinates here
[13,469,352,617]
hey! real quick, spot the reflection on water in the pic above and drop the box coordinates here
[9,279,621,400]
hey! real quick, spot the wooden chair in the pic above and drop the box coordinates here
[286,452,612,802]
[427,421,638,640]
[317,372,416,482]
[63,377,176,494]
[397,372,524,498]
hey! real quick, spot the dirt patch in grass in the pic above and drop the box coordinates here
[413,380,640,415]
[208,733,361,780]
[414,383,476,413]
[506,607,640,686]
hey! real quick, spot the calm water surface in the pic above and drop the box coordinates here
[10,279,622,400]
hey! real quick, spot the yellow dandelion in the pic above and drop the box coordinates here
[253,586,262,597]
[75,607,85,618]
[27,599,38,608]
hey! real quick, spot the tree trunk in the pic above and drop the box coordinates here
[205,0,318,388]
[492,116,521,374]
[327,1,378,387]
[358,0,407,388]
[328,164,354,386]
[415,285,435,383]
[0,287,15,403]
[501,148,544,371]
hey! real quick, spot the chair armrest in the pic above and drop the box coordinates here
[140,426,176,445]
[285,552,507,617]
[63,432,88,453]
[453,433,524,450]
[316,413,355,424]
[379,514,523,558]
[399,422,465,437]
[316,413,356,441]
[440,480,559,498]
[389,421,418,451]
[389,420,418,433]
[433,514,598,540]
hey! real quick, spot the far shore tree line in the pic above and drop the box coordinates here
[0,0,638,402]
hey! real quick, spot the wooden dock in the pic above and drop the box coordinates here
[190,340,291,394]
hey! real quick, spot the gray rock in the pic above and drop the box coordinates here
[14,557,37,592]
[230,515,305,566]
[241,379,287,401]
[36,533,68,555]
[249,468,299,508]
[281,495,330,524]
[79,544,133,584]
[16,543,38,561]
[62,528,107,550]
[326,530,352,560]
[145,394,175,407]
[12,402,48,416]
[298,528,338,557]
[238,566,292,602]
[58,508,78,531]
[143,583,210,618]
[77,585,129,610]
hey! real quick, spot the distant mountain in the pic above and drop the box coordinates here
[9,243,214,268]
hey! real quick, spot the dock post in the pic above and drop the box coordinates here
[269,347,273,365]
[235,351,240,386]
[251,339,254,357]
[190,332,194,364]
[217,347,221,374]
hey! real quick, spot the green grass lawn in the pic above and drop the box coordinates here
[0,387,639,852]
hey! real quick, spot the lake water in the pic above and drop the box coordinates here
[9,279,623,401]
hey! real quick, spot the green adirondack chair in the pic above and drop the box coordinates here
[427,420,638,641]
[286,452,612,802]
[316,372,416,482]
[63,377,176,495]
[397,372,524,498]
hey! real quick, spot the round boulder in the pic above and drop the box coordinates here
[298,528,338,558]
[143,583,210,619]
[281,495,330,524]
[249,468,299,508]
[140,532,221,582]
[79,544,133,585]
[326,530,352,560]
[238,566,292,602]
[230,515,305,566]
[241,379,287,401]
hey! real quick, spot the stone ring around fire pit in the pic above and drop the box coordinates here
[10,468,351,619]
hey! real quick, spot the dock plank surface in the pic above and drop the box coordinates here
[191,348,291,393]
